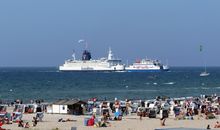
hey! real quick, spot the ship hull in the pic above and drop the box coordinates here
[59,65,125,72]
[59,70,125,72]
[126,69,169,72]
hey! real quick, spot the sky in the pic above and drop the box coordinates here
[0,0,220,67]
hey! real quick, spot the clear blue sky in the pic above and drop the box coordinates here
[0,0,220,67]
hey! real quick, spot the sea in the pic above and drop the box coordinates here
[0,67,220,102]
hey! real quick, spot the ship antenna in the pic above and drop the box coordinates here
[166,59,169,66]
[72,49,76,61]
[85,41,88,50]
[108,47,113,60]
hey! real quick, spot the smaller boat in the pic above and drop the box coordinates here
[199,45,210,77]
[125,58,169,72]
[200,71,210,77]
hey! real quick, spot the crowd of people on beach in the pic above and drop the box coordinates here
[81,94,220,129]
[0,94,219,129]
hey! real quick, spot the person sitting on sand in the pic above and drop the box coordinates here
[0,121,6,130]
[205,112,215,119]
[214,121,220,128]
[66,118,75,122]
[58,118,75,122]
[102,113,108,122]
[114,108,123,121]
[94,120,111,128]
[100,121,107,127]
[175,110,185,120]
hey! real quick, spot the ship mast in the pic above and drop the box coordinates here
[108,47,113,60]
[72,50,76,61]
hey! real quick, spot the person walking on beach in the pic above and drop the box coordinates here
[160,109,168,126]
[139,108,143,120]
[160,116,166,126]
[32,117,37,127]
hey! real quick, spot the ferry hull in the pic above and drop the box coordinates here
[59,65,125,72]
[126,69,169,72]
[59,70,125,72]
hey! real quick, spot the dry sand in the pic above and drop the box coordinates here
[2,113,220,130]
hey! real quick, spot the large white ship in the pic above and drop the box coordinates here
[59,48,125,72]
[125,58,169,72]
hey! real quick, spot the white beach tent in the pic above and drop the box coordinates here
[52,99,69,114]
[51,99,86,114]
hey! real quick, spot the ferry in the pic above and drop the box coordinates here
[125,58,169,72]
[59,48,125,72]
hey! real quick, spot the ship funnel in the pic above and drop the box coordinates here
[108,47,114,60]
[82,50,91,61]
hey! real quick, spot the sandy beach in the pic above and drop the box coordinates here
[2,112,220,130]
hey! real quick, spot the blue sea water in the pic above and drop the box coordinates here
[0,67,220,102]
